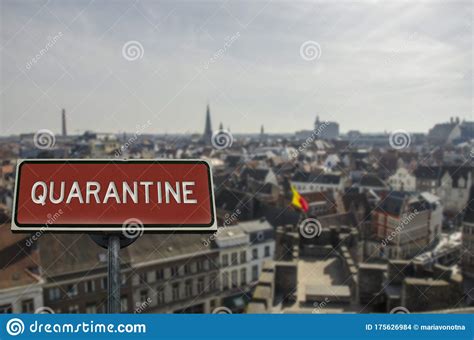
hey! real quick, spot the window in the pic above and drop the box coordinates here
[231,253,238,265]
[222,272,229,290]
[156,269,164,281]
[240,251,247,263]
[184,264,191,275]
[264,246,270,257]
[139,272,147,284]
[69,305,80,313]
[101,277,107,290]
[241,268,247,285]
[85,280,95,293]
[196,260,204,272]
[66,284,78,297]
[252,265,259,281]
[185,280,193,297]
[21,299,34,313]
[171,266,179,277]
[86,304,97,314]
[140,289,148,303]
[209,274,218,291]
[157,287,165,304]
[222,254,229,267]
[231,270,238,288]
[120,296,128,313]
[121,274,127,286]
[49,288,61,301]
[172,283,180,301]
[197,277,205,294]
[0,304,12,314]
[252,248,258,260]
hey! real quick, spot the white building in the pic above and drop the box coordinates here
[291,172,346,194]
[438,169,472,213]
[0,282,43,314]
[239,220,275,283]
[215,219,275,312]
[388,167,416,192]
[414,166,472,214]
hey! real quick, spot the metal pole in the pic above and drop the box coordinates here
[107,235,121,313]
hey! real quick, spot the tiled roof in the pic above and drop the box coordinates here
[414,166,473,188]
[358,174,386,187]
[0,224,41,289]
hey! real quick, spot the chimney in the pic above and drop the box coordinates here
[61,109,67,136]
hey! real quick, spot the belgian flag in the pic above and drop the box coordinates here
[291,186,309,213]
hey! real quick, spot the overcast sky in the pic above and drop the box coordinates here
[0,0,472,136]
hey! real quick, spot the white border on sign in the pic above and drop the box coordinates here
[11,159,217,233]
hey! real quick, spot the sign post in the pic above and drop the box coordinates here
[107,235,120,313]
[12,159,217,312]
[89,233,140,314]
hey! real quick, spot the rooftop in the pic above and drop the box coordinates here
[0,223,41,289]
[238,219,273,233]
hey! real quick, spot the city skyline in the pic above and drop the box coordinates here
[0,106,468,137]
[1,1,472,135]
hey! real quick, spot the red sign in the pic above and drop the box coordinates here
[12,159,216,232]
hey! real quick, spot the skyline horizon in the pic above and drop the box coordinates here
[0,108,467,138]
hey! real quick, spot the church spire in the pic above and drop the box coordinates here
[203,103,213,143]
